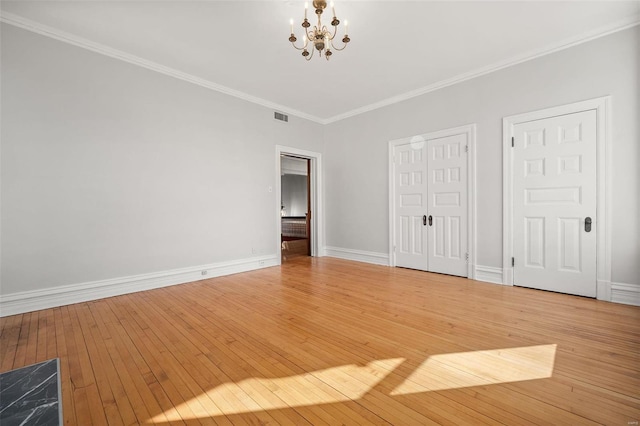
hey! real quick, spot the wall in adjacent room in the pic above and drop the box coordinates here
[281,175,308,217]
[323,26,639,286]
[1,24,324,296]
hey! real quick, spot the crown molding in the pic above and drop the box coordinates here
[323,15,640,124]
[0,11,326,125]
[1,11,638,126]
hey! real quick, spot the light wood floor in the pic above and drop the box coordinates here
[1,257,639,425]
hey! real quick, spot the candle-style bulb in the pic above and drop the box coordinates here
[344,19,348,34]
[290,19,294,34]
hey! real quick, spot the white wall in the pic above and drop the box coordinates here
[1,22,638,305]
[324,27,639,286]
[0,24,324,296]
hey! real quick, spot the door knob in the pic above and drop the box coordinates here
[585,217,592,232]
[428,215,433,226]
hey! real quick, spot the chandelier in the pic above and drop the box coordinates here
[288,1,350,61]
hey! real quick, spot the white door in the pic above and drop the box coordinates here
[513,110,597,297]
[393,133,468,277]
[394,143,429,270]
[427,134,468,276]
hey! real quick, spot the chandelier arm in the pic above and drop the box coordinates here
[330,40,348,51]
[305,47,314,61]
[305,26,315,46]
[330,22,338,41]
[290,40,307,51]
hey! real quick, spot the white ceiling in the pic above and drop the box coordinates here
[2,1,639,123]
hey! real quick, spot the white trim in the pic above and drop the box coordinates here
[0,255,278,317]
[388,124,477,279]
[324,247,389,266]
[323,18,639,124]
[474,266,505,285]
[388,141,396,267]
[0,12,323,125]
[502,97,612,299]
[610,282,640,306]
[2,11,637,126]
[597,280,612,302]
[275,146,324,264]
[468,126,477,280]
[281,167,307,176]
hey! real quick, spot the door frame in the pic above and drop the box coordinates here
[388,124,477,278]
[502,96,612,300]
[275,146,324,265]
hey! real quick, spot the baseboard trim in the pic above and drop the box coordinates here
[474,265,506,285]
[610,281,640,306]
[0,255,278,317]
[324,246,389,266]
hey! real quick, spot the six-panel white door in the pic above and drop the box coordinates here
[394,143,429,270]
[427,134,468,276]
[393,134,468,277]
[513,110,597,297]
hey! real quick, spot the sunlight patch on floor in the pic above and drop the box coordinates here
[146,345,557,422]
[390,344,557,395]
[146,358,405,422]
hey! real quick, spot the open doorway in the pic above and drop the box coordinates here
[280,155,310,261]
[275,145,323,265]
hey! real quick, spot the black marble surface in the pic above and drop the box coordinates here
[0,358,62,426]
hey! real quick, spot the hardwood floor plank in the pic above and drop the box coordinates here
[54,306,77,426]
[24,311,39,366]
[0,314,21,371]
[45,308,58,361]
[12,312,31,369]
[35,310,49,363]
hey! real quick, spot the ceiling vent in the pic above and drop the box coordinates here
[274,112,289,122]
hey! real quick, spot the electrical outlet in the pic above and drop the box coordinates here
[258,260,265,266]
[201,270,208,276]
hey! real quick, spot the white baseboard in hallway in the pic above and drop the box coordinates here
[474,265,505,285]
[610,281,640,306]
[324,246,390,266]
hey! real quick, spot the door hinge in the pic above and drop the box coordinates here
[512,257,515,267]
[511,137,514,148]
[465,145,469,153]
[465,253,469,262]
